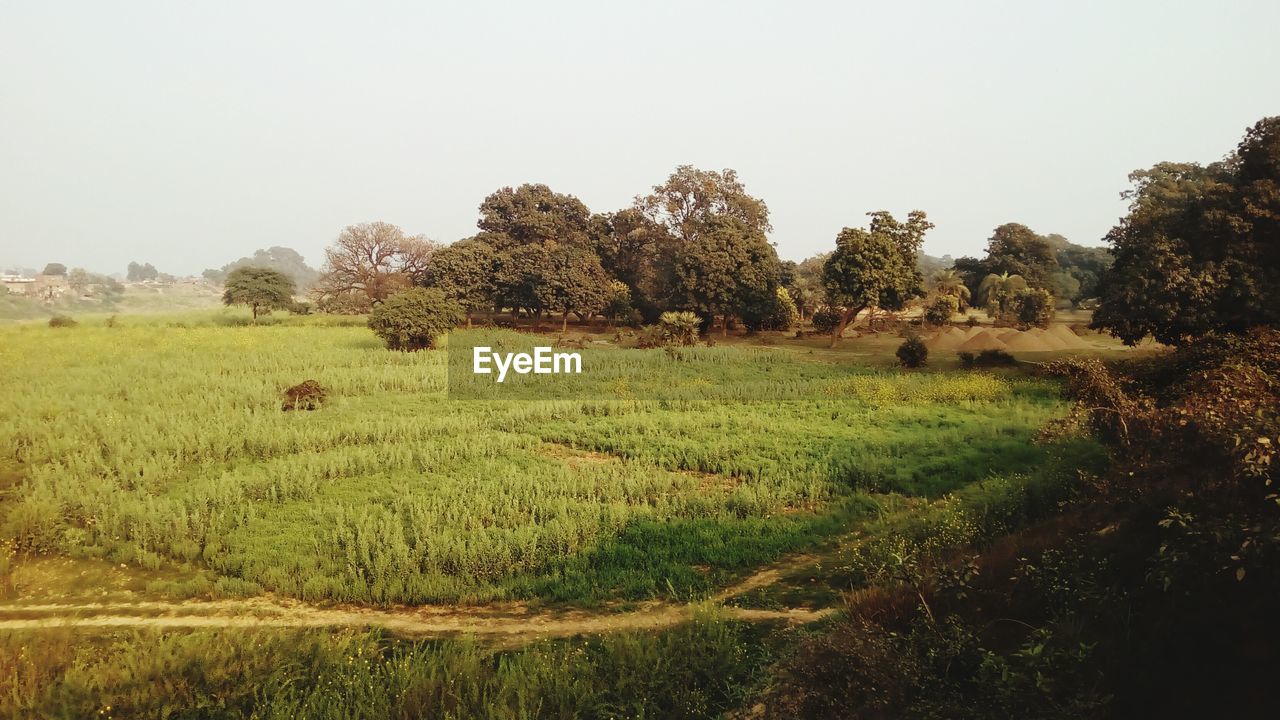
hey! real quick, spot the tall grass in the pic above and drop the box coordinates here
[0,614,772,719]
[0,318,1073,604]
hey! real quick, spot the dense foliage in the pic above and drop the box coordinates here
[366,288,464,350]
[221,266,296,319]
[1092,117,1280,344]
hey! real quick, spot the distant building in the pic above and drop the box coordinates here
[0,275,35,294]
[32,273,69,299]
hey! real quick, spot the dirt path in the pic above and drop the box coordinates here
[0,555,835,645]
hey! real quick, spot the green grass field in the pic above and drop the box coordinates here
[0,311,1083,606]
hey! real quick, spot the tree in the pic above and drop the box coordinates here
[126,262,158,281]
[927,268,972,310]
[637,165,771,243]
[41,263,67,276]
[923,294,959,326]
[786,254,829,320]
[1009,287,1054,329]
[822,211,932,346]
[479,184,593,249]
[1093,117,1280,344]
[603,280,633,326]
[221,267,296,320]
[367,288,463,351]
[590,208,665,319]
[204,247,320,290]
[984,223,1058,287]
[476,184,599,324]
[535,244,612,332]
[669,215,780,336]
[977,272,1029,317]
[425,237,497,327]
[314,222,437,307]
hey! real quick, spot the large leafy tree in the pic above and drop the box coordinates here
[785,254,828,320]
[535,244,613,332]
[477,184,597,322]
[479,184,593,250]
[126,261,157,281]
[425,237,497,327]
[222,266,295,320]
[314,222,437,308]
[1093,117,1280,344]
[822,210,932,346]
[204,247,320,290]
[984,223,1058,287]
[637,165,771,243]
[669,215,780,336]
[590,208,665,320]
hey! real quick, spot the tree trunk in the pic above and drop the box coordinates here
[466,313,472,329]
[722,314,729,337]
[561,312,568,333]
[828,305,865,348]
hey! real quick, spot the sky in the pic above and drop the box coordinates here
[1,0,1277,276]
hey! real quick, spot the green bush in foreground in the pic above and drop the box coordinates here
[367,287,463,350]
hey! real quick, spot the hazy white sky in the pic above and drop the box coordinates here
[1,0,1276,275]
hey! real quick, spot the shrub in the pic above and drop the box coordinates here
[966,314,981,328]
[281,380,327,411]
[1009,287,1055,329]
[658,311,701,347]
[811,307,842,334]
[48,315,77,328]
[603,280,633,325]
[896,334,928,368]
[959,349,1017,368]
[289,301,313,315]
[923,295,959,327]
[316,292,371,315]
[764,287,800,331]
[367,288,463,351]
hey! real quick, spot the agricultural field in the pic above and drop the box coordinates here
[0,311,1097,609]
[0,309,1124,716]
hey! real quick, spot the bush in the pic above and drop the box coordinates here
[658,311,701,347]
[281,380,327,411]
[923,295,959,327]
[316,292,371,315]
[958,349,1017,369]
[1009,288,1054,329]
[48,315,77,328]
[966,314,981,328]
[764,287,800,331]
[367,288,463,351]
[288,301,313,315]
[811,307,842,334]
[896,334,929,368]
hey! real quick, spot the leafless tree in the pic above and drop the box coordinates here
[313,222,438,306]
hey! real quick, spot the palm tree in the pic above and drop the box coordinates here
[928,269,972,310]
[977,272,1028,316]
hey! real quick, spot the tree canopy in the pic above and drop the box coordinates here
[222,266,296,320]
[822,210,931,345]
[1092,117,1280,344]
[204,247,319,290]
[314,222,436,309]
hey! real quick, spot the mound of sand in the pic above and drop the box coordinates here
[925,326,969,350]
[1003,332,1054,352]
[956,330,1009,352]
[926,323,1098,354]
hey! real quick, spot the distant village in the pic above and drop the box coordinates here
[1,263,216,303]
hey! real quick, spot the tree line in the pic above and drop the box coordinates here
[223,116,1277,348]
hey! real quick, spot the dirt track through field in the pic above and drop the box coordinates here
[0,555,834,645]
